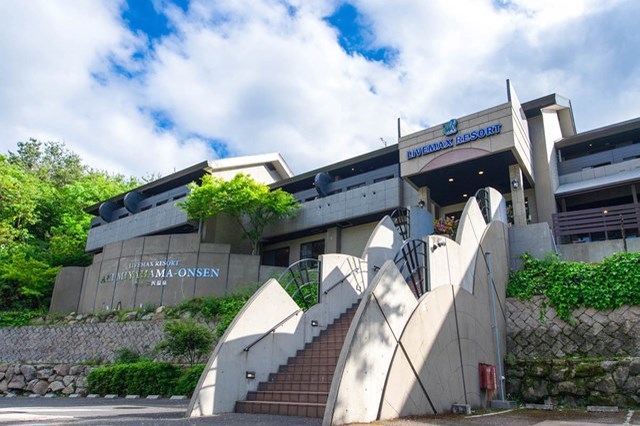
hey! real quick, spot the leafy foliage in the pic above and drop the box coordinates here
[166,290,253,338]
[113,347,150,364]
[173,364,206,396]
[0,140,138,310]
[155,319,214,367]
[0,309,46,327]
[179,173,299,254]
[507,252,640,320]
[87,361,181,396]
[87,362,205,397]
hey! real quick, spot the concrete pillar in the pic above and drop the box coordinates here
[509,164,527,226]
[418,186,435,216]
[326,227,341,254]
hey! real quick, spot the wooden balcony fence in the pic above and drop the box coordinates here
[552,203,640,243]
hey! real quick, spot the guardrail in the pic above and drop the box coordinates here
[278,258,320,310]
[552,203,640,243]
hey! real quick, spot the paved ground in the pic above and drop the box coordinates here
[0,397,637,426]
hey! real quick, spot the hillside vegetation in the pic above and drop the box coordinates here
[0,139,138,312]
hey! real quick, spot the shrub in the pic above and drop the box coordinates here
[155,319,214,366]
[507,252,640,320]
[114,347,149,364]
[0,309,46,327]
[173,364,205,397]
[87,361,181,396]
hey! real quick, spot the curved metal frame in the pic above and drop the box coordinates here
[278,258,320,310]
[474,188,491,224]
[393,239,429,299]
[390,207,410,241]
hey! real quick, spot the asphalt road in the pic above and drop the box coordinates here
[0,397,637,426]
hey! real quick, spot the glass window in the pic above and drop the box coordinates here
[262,247,290,267]
[300,240,325,260]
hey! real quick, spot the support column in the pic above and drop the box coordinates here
[326,227,341,254]
[509,164,527,226]
[418,187,435,216]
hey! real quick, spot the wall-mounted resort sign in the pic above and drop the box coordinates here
[407,122,503,160]
[99,258,221,286]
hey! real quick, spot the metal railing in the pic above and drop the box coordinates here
[474,188,491,224]
[393,239,429,299]
[278,258,320,310]
[243,309,302,352]
[552,203,640,243]
[391,207,410,241]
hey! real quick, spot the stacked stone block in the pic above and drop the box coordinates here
[506,296,640,358]
[0,363,91,396]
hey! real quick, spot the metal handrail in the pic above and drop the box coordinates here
[278,258,320,310]
[323,267,360,295]
[393,239,429,298]
[242,309,302,352]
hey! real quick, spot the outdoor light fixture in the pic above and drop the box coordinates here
[448,178,454,182]
[478,171,484,175]
[463,193,468,198]
[603,210,608,215]
[418,200,426,208]
[246,371,256,380]
[512,179,519,189]
[311,320,318,327]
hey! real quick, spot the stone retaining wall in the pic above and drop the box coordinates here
[505,357,640,407]
[0,321,169,364]
[506,296,640,358]
[0,363,91,396]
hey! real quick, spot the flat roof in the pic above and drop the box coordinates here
[556,116,640,149]
[86,153,292,215]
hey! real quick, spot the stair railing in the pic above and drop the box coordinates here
[390,207,410,241]
[474,188,492,224]
[278,258,320,310]
[393,239,429,298]
[242,308,302,352]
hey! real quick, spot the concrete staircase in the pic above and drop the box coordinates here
[235,303,359,418]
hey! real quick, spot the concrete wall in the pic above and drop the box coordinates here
[558,238,640,263]
[85,199,190,252]
[399,103,521,180]
[49,267,85,313]
[53,234,266,314]
[263,178,405,238]
[509,223,556,269]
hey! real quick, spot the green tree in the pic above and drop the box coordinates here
[155,319,214,367]
[0,140,138,310]
[179,173,299,254]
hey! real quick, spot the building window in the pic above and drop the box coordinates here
[262,247,290,267]
[300,240,325,260]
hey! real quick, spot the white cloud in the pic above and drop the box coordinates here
[0,0,638,178]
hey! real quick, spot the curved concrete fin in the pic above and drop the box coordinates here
[361,216,404,282]
[324,260,417,426]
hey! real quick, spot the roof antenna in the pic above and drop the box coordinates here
[380,137,387,147]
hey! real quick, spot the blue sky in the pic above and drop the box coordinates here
[0,0,639,177]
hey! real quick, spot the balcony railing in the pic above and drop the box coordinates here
[552,203,640,243]
[558,143,640,175]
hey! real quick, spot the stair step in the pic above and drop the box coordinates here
[268,372,333,383]
[247,390,329,404]
[278,364,335,374]
[235,400,325,417]
[235,301,360,418]
[258,381,331,392]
